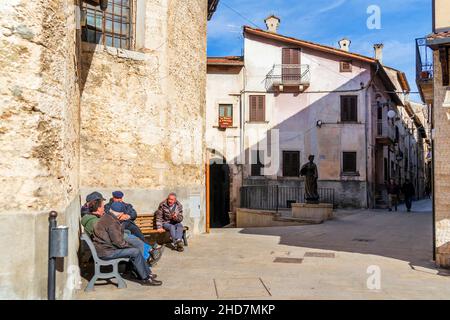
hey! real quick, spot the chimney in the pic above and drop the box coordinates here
[338,38,351,52]
[374,43,384,63]
[264,15,281,33]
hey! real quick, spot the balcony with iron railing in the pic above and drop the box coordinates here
[415,37,434,104]
[376,120,396,145]
[265,64,311,92]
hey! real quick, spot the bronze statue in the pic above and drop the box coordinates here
[300,155,319,204]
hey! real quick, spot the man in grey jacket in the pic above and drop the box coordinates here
[156,193,185,252]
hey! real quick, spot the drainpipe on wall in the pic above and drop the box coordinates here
[240,65,247,195]
[364,76,373,209]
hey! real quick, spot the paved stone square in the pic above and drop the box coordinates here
[77,200,450,300]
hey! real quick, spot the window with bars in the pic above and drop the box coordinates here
[340,95,358,122]
[282,151,300,177]
[342,152,357,174]
[340,60,352,72]
[249,95,266,122]
[82,0,133,50]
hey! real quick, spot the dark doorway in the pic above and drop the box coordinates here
[209,158,230,228]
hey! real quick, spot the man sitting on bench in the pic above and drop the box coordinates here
[105,191,146,242]
[92,202,162,286]
[81,192,163,265]
[156,193,185,252]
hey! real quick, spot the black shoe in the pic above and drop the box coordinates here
[140,277,162,286]
[149,273,158,280]
[176,239,184,252]
[388,209,392,212]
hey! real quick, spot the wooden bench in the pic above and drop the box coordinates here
[135,213,189,246]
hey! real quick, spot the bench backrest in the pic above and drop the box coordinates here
[81,233,100,261]
[135,213,156,233]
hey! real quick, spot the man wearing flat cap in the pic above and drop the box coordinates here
[105,191,146,242]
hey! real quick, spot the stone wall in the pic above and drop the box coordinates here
[0,0,81,299]
[79,0,208,233]
[0,0,210,299]
[433,49,450,267]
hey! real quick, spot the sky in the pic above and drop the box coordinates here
[207,0,432,102]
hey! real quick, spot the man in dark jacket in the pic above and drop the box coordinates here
[386,179,400,212]
[92,202,162,286]
[105,191,146,242]
[156,193,185,252]
[402,179,416,212]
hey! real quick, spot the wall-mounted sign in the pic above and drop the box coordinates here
[219,116,233,128]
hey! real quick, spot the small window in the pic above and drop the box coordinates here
[249,95,265,122]
[340,60,352,72]
[218,104,233,128]
[82,0,133,50]
[251,150,264,176]
[343,152,357,174]
[341,95,358,122]
[283,151,300,177]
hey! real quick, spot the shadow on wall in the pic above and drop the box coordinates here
[239,208,436,272]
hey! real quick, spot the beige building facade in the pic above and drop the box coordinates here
[0,0,218,299]
[206,18,427,219]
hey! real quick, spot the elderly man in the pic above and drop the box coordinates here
[93,201,162,286]
[105,191,146,242]
[156,193,185,252]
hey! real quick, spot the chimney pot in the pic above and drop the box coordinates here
[264,15,281,33]
[338,38,351,52]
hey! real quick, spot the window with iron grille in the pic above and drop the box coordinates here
[82,0,133,50]
[283,151,300,177]
[340,95,358,122]
[340,60,352,72]
[342,152,357,174]
[251,150,264,177]
[249,95,266,122]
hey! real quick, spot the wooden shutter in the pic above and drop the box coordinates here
[250,96,257,122]
[250,95,265,122]
[343,152,357,173]
[350,96,357,121]
[341,96,357,122]
[282,48,301,83]
[282,48,301,64]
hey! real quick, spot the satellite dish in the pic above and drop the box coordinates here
[387,110,397,119]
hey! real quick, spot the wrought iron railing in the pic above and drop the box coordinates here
[240,185,335,211]
[416,38,433,81]
[265,64,311,90]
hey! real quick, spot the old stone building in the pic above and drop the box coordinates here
[0,0,218,299]
[416,0,450,267]
[206,17,427,221]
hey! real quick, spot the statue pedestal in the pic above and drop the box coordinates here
[291,203,333,223]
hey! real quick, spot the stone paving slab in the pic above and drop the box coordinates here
[76,200,450,300]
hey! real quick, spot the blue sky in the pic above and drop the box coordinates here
[207,0,432,102]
